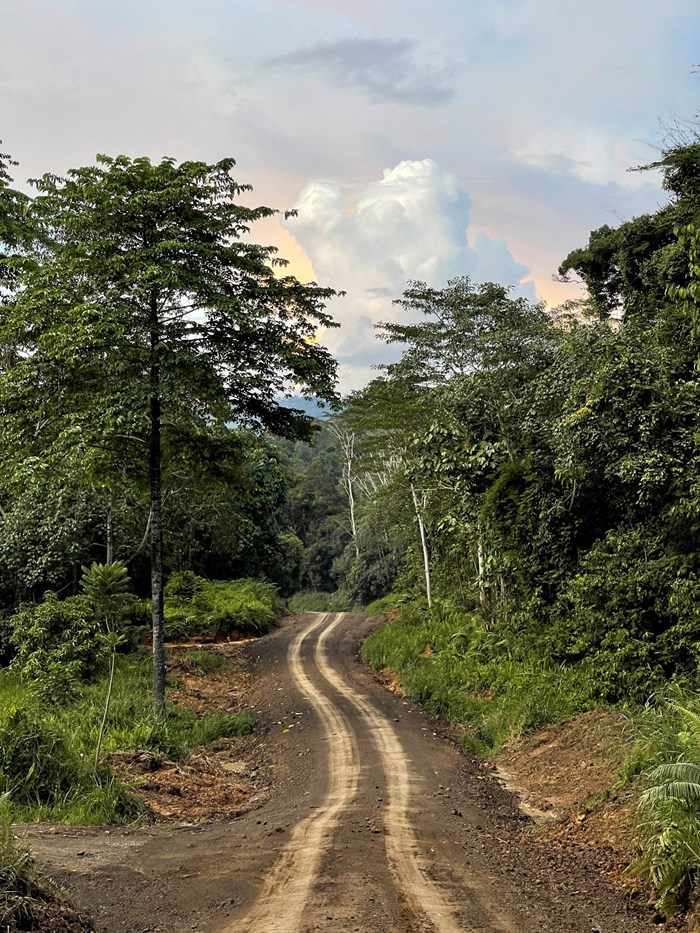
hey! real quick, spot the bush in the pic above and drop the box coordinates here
[9,594,107,700]
[164,576,281,639]
[546,528,700,703]
[164,570,205,601]
[0,705,79,806]
[0,696,141,825]
[628,692,700,915]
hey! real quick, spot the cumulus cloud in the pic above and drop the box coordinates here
[284,159,535,391]
[267,37,455,105]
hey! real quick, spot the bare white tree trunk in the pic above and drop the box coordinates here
[411,483,432,609]
[106,500,114,565]
[330,423,360,559]
[477,535,487,610]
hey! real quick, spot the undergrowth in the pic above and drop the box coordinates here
[0,652,255,825]
[164,574,281,639]
[1,824,49,930]
[362,601,597,753]
[287,590,352,613]
[623,690,700,917]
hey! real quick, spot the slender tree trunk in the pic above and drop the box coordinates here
[411,483,432,610]
[347,458,359,559]
[477,535,488,611]
[330,424,360,559]
[95,647,116,775]
[149,292,166,715]
[106,500,113,565]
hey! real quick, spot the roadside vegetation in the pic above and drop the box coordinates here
[0,565,261,826]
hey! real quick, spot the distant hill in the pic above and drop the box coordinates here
[278,396,333,420]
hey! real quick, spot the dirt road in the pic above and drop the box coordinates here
[20,612,665,932]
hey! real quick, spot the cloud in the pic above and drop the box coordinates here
[267,37,455,105]
[284,159,535,391]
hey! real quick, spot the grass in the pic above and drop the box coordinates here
[361,601,597,754]
[172,648,237,674]
[363,602,700,917]
[0,651,256,825]
[0,824,46,929]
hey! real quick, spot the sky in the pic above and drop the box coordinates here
[1,0,699,391]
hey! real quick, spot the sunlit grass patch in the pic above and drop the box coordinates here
[361,602,597,754]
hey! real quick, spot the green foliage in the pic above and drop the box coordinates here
[364,592,412,614]
[0,824,51,930]
[8,594,106,701]
[0,697,140,825]
[164,576,281,638]
[173,649,237,674]
[0,654,255,825]
[165,570,205,601]
[545,528,700,702]
[0,705,80,806]
[362,603,596,753]
[629,694,700,915]
[81,561,130,616]
[287,590,352,613]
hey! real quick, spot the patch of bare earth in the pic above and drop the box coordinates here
[376,666,406,696]
[492,710,687,924]
[108,644,269,825]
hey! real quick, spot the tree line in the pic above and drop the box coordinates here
[291,138,700,704]
[0,146,339,710]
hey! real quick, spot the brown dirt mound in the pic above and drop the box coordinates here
[493,709,631,819]
[493,710,651,902]
[109,746,257,823]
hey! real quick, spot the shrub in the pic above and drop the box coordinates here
[164,576,281,639]
[0,705,79,806]
[164,570,205,601]
[546,528,700,703]
[9,595,107,700]
[629,693,700,915]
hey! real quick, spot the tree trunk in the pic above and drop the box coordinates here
[477,535,488,611]
[347,457,359,559]
[106,500,113,565]
[411,483,432,610]
[149,292,166,715]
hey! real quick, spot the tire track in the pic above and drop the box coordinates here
[229,612,360,933]
[315,613,464,933]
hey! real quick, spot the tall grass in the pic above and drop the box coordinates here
[0,823,45,929]
[0,652,256,825]
[362,602,597,753]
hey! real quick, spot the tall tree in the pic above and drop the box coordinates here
[0,154,338,712]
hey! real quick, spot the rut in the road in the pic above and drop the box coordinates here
[232,612,463,933]
[230,613,360,933]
